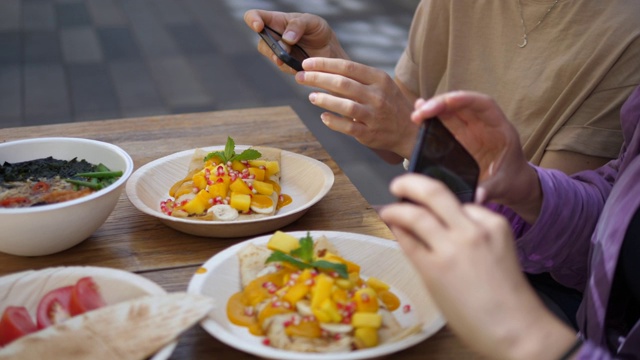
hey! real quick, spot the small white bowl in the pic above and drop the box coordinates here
[0,266,175,359]
[188,231,446,360]
[126,146,334,238]
[0,137,134,256]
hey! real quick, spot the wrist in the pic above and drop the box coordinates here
[505,164,543,224]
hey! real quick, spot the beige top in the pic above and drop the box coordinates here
[396,0,640,164]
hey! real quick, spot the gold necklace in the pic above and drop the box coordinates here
[516,0,560,48]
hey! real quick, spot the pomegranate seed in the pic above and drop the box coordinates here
[403,304,412,313]
[262,338,270,346]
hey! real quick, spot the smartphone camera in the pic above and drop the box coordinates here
[258,25,309,71]
[407,118,480,203]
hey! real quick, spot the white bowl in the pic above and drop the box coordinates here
[0,266,175,359]
[188,231,446,360]
[126,146,334,238]
[0,137,134,256]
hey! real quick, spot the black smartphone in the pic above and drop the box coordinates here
[258,25,309,71]
[407,118,480,203]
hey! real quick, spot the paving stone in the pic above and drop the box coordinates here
[86,0,127,27]
[150,0,192,25]
[186,0,256,56]
[55,2,92,28]
[187,53,262,110]
[109,60,167,117]
[0,32,21,64]
[0,65,22,126]
[60,27,103,63]
[0,0,21,32]
[24,63,71,125]
[24,31,62,63]
[147,56,211,109]
[23,0,56,31]
[67,63,120,121]
[167,23,217,55]
[97,27,142,61]
[120,0,181,57]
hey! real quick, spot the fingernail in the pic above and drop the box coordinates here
[308,92,317,103]
[295,71,305,82]
[283,30,296,42]
[252,22,260,32]
[320,113,329,125]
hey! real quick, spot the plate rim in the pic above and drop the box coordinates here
[187,230,446,360]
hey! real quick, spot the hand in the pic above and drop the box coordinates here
[379,174,576,359]
[411,91,541,218]
[244,10,348,75]
[296,57,418,161]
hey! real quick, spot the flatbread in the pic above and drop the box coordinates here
[237,243,273,288]
[0,292,215,360]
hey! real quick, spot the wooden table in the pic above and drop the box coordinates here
[0,106,478,359]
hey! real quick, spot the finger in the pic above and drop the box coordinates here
[297,70,369,105]
[380,202,449,250]
[389,174,476,230]
[318,112,369,139]
[302,57,383,86]
[308,91,370,120]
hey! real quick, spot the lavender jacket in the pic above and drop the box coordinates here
[494,85,640,358]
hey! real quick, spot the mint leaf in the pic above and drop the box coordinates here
[224,137,235,162]
[203,150,225,162]
[290,232,314,262]
[266,251,313,269]
[203,137,262,163]
[232,149,262,162]
[310,260,348,279]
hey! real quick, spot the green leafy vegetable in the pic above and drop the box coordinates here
[204,137,262,164]
[265,233,349,279]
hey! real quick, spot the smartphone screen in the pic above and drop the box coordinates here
[258,25,309,71]
[407,118,479,203]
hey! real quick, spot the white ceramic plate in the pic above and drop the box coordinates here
[126,146,334,238]
[187,231,446,360]
[0,266,174,360]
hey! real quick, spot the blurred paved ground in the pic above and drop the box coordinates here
[0,0,419,205]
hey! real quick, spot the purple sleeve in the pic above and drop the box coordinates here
[491,162,619,291]
[575,340,616,359]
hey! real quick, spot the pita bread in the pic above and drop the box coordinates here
[237,243,273,288]
[0,292,215,360]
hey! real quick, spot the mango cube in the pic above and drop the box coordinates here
[264,161,280,177]
[282,282,310,305]
[207,182,229,199]
[182,189,212,214]
[311,274,334,309]
[267,231,300,253]
[354,327,379,348]
[365,277,390,292]
[252,180,274,196]
[230,192,251,212]
[352,312,382,329]
[229,178,252,195]
[231,160,246,172]
[248,167,265,181]
[192,172,207,190]
[353,288,379,313]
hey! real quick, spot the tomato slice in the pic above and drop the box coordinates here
[69,277,106,316]
[0,306,38,346]
[36,285,73,329]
